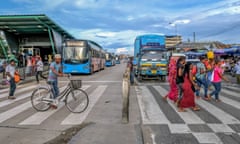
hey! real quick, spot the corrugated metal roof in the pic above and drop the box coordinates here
[0,14,74,39]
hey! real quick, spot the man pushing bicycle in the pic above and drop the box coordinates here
[47,54,66,108]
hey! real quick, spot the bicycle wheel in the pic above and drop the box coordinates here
[66,88,89,113]
[31,87,52,111]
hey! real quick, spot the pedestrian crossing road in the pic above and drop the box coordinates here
[136,84,240,144]
[0,81,240,144]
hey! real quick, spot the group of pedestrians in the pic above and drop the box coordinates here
[5,54,64,109]
[5,55,47,99]
[163,56,230,112]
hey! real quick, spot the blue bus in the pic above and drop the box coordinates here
[134,34,168,81]
[105,52,115,67]
[62,39,104,74]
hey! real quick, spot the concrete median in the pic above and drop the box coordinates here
[122,68,130,124]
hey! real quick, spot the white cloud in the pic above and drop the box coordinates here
[96,32,116,38]
[75,0,108,8]
[127,16,134,21]
[44,0,66,7]
[170,19,191,26]
[116,48,128,54]
[180,0,240,21]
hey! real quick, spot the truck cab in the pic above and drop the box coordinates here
[137,50,168,81]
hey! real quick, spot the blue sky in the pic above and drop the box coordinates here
[1,0,240,54]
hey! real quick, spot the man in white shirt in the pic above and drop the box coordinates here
[35,56,46,83]
[6,59,17,99]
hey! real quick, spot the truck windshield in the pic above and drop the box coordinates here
[141,51,167,61]
[63,46,89,64]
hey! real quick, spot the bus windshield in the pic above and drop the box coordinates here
[63,46,88,64]
[141,51,167,61]
[105,53,111,61]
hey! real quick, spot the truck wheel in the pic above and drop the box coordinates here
[138,75,142,82]
[162,76,166,82]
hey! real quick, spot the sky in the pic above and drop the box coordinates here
[1,0,240,55]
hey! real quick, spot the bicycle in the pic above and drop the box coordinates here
[30,74,89,113]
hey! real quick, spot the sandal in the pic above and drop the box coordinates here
[178,108,187,112]
[192,107,200,111]
[207,95,211,100]
[215,99,221,102]
[196,96,201,99]
[162,96,167,101]
[203,97,210,101]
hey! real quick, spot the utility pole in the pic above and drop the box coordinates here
[193,32,196,49]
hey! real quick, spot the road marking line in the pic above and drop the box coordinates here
[83,81,122,83]
[193,133,223,144]
[0,85,68,123]
[219,96,240,110]
[207,124,235,133]
[0,85,37,99]
[19,85,90,125]
[221,89,240,98]
[0,101,32,123]
[200,88,240,110]
[59,80,121,83]
[168,124,191,133]
[196,98,240,124]
[61,85,107,125]
[136,86,170,124]
[0,85,68,108]
[153,86,205,124]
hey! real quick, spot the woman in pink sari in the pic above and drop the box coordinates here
[163,58,178,102]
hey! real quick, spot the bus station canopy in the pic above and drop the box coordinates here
[0,14,74,39]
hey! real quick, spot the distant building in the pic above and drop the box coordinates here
[165,35,182,49]
[176,41,232,52]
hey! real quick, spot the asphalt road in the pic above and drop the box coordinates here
[0,62,240,144]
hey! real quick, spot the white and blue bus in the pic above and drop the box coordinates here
[62,39,104,74]
[105,52,115,67]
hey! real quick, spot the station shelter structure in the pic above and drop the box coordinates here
[0,14,75,64]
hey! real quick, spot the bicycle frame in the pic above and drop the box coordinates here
[47,81,74,102]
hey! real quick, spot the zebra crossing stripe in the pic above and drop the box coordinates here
[193,133,223,144]
[0,85,68,108]
[218,96,240,110]
[0,87,9,94]
[61,85,107,125]
[168,124,191,133]
[0,85,68,123]
[207,124,235,133]
[199,88,240,110]
[221,89,240,98]
[0,93,31,108]
[0,101,32,123]
[19,85,90,125]
[0,85,37,99]
[136,86,170,124]
[153,86,205,124]
[196,98,240,124]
